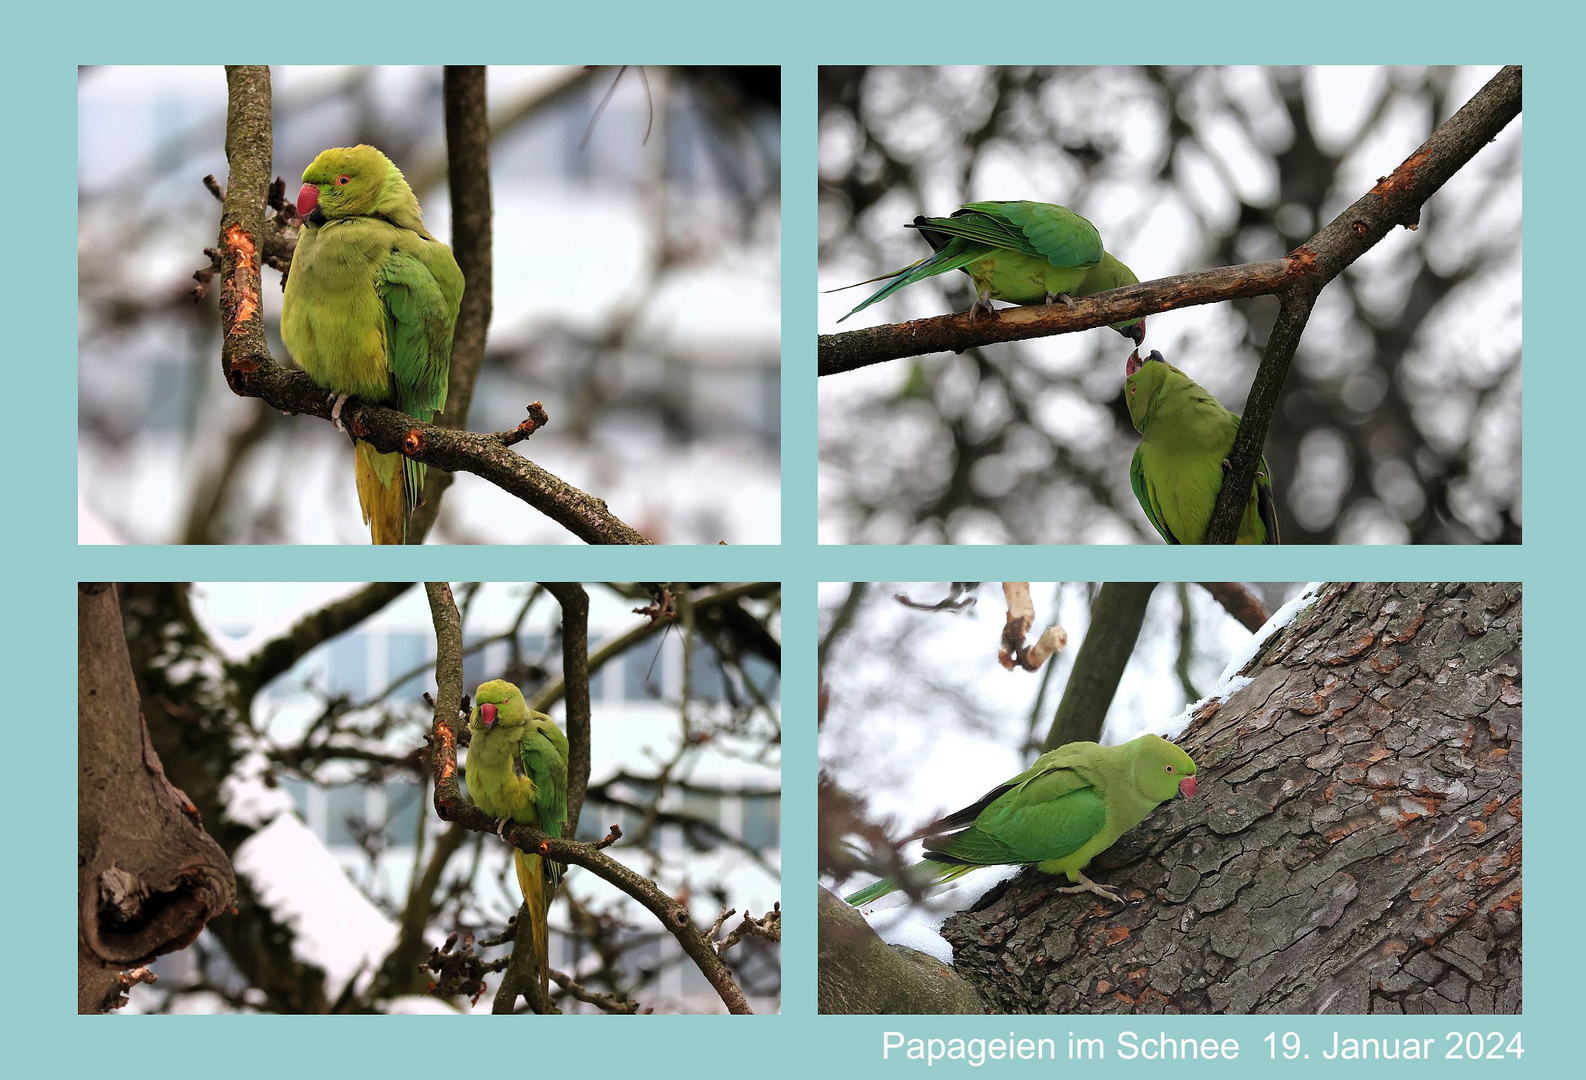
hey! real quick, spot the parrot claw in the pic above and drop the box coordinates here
[1057,872,1127,905]
[329,393,350,432]
[1045,292,1076,309]
[495,818,509,841]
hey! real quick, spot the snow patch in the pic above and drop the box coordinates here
[221,749,296,828]
[1143,583,1324,740]
[846,864,1020,965]
[232,813,398,997]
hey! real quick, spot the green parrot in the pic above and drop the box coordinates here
[844,733,1196,907]
[834,200,1144,343]
[1126,349,1280,545]
[280,145,465,545]
[465,679,570,1000]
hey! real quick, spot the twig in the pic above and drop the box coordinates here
[550,969,648,1014]
[894,583,979,612]
[1196,582,1269,633]
[997,582,1068,672]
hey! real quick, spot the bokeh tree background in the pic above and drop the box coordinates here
[818,67,1520,544]
[79,66,780,544]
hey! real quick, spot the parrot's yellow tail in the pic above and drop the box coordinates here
[514,849,551,1002]
[354,442,409,545]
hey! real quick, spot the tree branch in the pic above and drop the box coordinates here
[1043,582,1156,751]
[1196,582,1269,633]
[542,583,592,834]
[409,66,495,542]
[213,65,650,546]
[820,259,1298,375]
[230,582,414,695]
[423,581,755,1015]
[1204,65,1520,542]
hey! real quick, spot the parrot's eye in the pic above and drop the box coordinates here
[1165,764,1175,773]
[336,175,351,186]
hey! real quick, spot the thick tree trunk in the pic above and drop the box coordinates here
[945,582,1520,1014]
[817,887,984,1014]
[78,584,236,1013]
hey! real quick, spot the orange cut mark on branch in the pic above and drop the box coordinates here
[223,224,260,335]
[1372,147,1433,198]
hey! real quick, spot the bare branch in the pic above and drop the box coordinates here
[1196,582,1269,633]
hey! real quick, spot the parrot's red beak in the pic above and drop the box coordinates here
[1178,775,1197,799]
[479,703,497,727]
[1126,349,1145,377]
[296,182,320,219]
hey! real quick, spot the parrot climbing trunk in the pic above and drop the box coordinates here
[843,734,1197,908]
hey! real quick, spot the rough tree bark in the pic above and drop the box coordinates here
[78,584,236,1014]
[943,582,1519,1014]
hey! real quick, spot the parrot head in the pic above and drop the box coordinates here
[1131,733,1198,803]
[470,679,530,733]
[1124,348,1174,432]
[296,145,422,231]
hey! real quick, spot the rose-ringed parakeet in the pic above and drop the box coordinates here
[465,680,569,999]
[280,145,464,545]
[844,734,1196,907]
[835,200,1144,343]
[1126,349,1280,545]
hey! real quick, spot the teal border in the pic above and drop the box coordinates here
[37,1,1556,1075]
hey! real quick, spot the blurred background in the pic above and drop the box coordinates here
[116,581,780,1014]
[79,66,781,544]
[818,66,1520,544]
[818,581,1303,909]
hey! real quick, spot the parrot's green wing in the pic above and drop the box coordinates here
[924,757,1107,866]
[1130,447,1179,544]
[915,201,1103,271]
[519,725,570,890]
[375,248,457,514]
[1256,455,1281,544]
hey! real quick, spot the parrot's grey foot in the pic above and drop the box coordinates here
[968,287,998,319]
[329,393,350,432]
[1045,292,1076,309]
[1057,871,1126,905]
[494,818,509,841]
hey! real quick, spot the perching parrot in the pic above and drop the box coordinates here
[834,200,1144,343]
[844,733,1196,907]
[1125,348,1280,545]
[280,145,465,545]
[464,679,570,1000]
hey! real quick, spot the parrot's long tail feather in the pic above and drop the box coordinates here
[842,859,976,907]
[354,442,410,545]
[837,247,984,323]
[514,849,551,1002]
